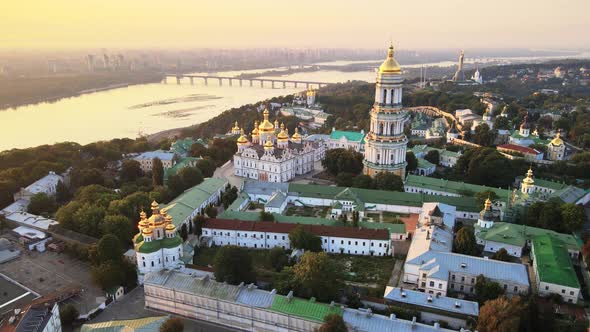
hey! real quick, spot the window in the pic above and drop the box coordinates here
[363,242,365,246]
[503,284,507,290]
[282,236,285,240]
[545,286,549,290]
[471,278,475,284]
[422,273,427,278]
[438,283,442,289]
[451,275,455,280]
[355,241,358,246]
[348,241,351,245]
[460,285,464,291]
[461,276,465,282]
[331,240,334,244]
[429,281,434,287]
[274,235,277,240]
[562,289,565,294]
[570,291,574,295]
[451,284,454,289]
[421,282,426,287]
[341,240,344,244]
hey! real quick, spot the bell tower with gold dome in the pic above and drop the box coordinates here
[363,44,409,178]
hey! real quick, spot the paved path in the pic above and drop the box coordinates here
[213,161,243,188]
[388,259,404,287]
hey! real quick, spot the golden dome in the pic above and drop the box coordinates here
[277,124,289,140]
[237,128,249,144]
[263,140,274,150]
[378,44,401,74]
[165,224,176,231]
[160,207,167,215]
[165,215,172,223]
[232,121,240,131]
[139,210,146,220]
[291,127,302,140]
[550,132,564,146]
[484,197,492,210]
[142,227,153,235]
[252,120,259,136]
[523,167,534,185]
[258,109,275,133]
[306,89,316,97]
[139,219,149,228]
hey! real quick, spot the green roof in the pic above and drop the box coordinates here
[329,130,365,142]
[218,210,406,234]
[163,178,228,226]
[405,174,512,202]
[270,295,342,322]
[161,236,183,249]
[532,234,580,289]
[81,316,168,332]
[475,222,582,251]
[226,192,249,212]
[417,158,436,169]
[137,240,161,254]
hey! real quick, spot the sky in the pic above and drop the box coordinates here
[1,0,589,50]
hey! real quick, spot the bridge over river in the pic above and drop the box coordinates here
[163,74,330,89]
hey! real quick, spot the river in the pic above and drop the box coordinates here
[2,52,589,152]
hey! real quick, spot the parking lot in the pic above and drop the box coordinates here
[0,249,104,315]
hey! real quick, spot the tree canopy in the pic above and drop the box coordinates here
[152,157,164,186]
[322,148,364,176]
[453,226,478,256]
[289,225,323,252]
[477,296,524,332]
[318,314,348,332]
[291,252,343,302]
[213,246,256,285]
[159,317,184,332]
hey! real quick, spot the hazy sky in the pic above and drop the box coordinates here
[2,0,589,50]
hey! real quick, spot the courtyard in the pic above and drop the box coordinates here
[0,248,104,315]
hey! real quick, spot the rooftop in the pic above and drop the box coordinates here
[2,212,58,231]
[329,130,365,143]
[405,175,512,203]
[532,234,580,289]
[475,222,582,251]
[270,295,342,322]
[163,178,228,226]
[134,150,176,161]
[407,250,529,286]
[384,287,479,317]
[23,172,63,196]
[80,316,169,332]
[497,144,542,155]
[342,308,454,332]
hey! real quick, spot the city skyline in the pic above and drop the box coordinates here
[2,0,589,50]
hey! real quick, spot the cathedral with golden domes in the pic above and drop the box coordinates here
[232,108,318,182]
[133,201,183,279]
[363,44,409,178]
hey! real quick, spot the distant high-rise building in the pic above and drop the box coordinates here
[452,50,466,82]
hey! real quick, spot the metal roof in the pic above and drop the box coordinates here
[80,316,168,332]
[343,308,454,332]
[235,286,276,308]
[144,270,241,301]
[531,234,580,289]
[270,295,342,322]
[407,251,530,286]
[384,287,479,317]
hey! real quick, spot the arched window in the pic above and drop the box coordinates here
[390,123,395,135]
[382,89,387,103]
[379,123,383,135]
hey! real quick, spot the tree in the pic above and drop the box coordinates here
[193,214,206,236]
[28,193,57,215]
[490,248,511,262]
[268,247,289,272]
[59,303,79,326]
[102,215,133,245]
[352,174,373,189]
[205,205,218,218]
[322,148,364,176]
[561,204,585,233]
[196,157,216,177]
[70,168,105,189]
[91,260,125,290]
[152,157,164,186]
[120,160,143,182]
[213,246,256,284]
[453,226,478,256]
[318,313,347,332]
[335,172,355,187]
[424,150,440,165]
[289,225,322,252]
[159,317,184,332]
[406,151,418,174]
[180,223,188,242]
[477,296,524,332]
[475,190,499,209]
[55,180,71,203]
[493,116,510,130]
[96,234,123,264]
[372,172,403,192]
[179,167,203,188]
[189,143,207,158]
[292,252,343,301]
[472,123,497,147]
[475,275,505,304]
[259,210,275,222]
[351,211,359,228]
[75,204,107,237]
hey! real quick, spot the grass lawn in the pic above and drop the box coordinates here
[330,254,395,287]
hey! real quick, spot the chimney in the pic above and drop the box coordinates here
[455,301,461,308]
[434,322,440,329]
[287,291,294,302]
[412,317,417,325]
[389,314,396,320]
[427,295,433,303]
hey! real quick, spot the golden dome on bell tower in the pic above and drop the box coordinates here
[237,128,249,145]
[378,44,402,74]
[277,123,289,141]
